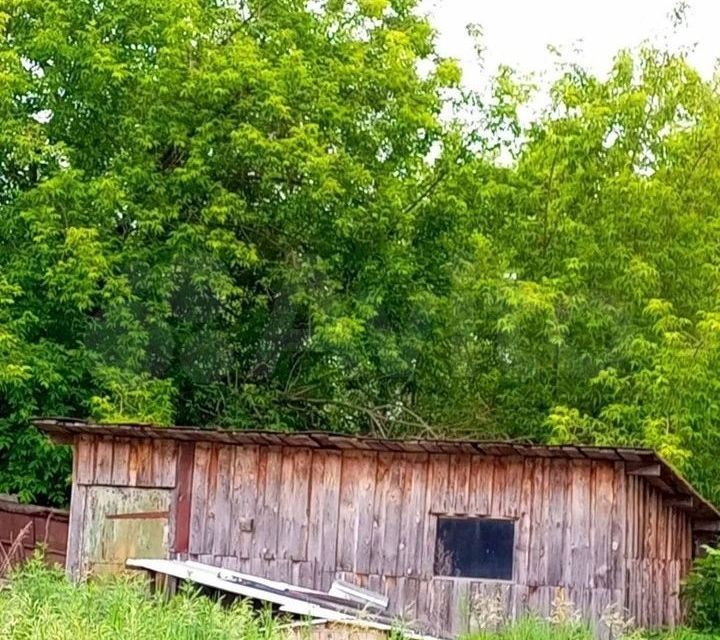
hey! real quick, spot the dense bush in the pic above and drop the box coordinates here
[0,558,281,640]
[682,545,720,632]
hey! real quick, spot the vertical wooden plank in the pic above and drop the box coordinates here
[202,444,219,554]
[625,474,635,562]
[381,454,407,576]
[258,446,282,561]
[401,454,428,578]
[354,452,377,574]
[468,455,492,515]
[591,462,614,589]
[657,498,668,563]
[212,445,234,557]
[306,451,325,566]
[450,454,471,514]
[66,440,88,579]
[527,459,549,587]
[643,558,652,627]
[336,452,360,571]
[513,584,530,620]
[451,579,471,636]
[666,506,676,561]
[320,450,341,573]
[502,458,524,518]
[136,441,155,486]
[429,579,452,635]
[371,453,392,575]
[428,454,450,513]
[545,459,567,586]
[515,458,534,586]
[173,442,195,556]
[611,462,627,594]
[638,477,645,561]
[94,438,114,485]
[111,439,130,486]
[188,442,210,554]
[231,445,259,560]
[75,436,96,485]
[398,577,420,623]
[645,486,658,560]
[251,447,273,560]
[291,560,316,589]
[289,448,312,561]
[417,579,431,627]
[153,439,178,488]
[277,448,296,561]
[570,460,591,589]
[490,457,507,516]
[273,447,312,562]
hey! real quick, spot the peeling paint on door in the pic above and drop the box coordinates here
[81,486,172,575]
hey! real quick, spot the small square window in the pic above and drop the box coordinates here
[434,517,514,580]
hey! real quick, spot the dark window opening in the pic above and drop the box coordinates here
[434,517,514,580]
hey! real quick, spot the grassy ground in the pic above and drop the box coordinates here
[0,559,282,640]
[2,561,719,640]
[463,621,720,639]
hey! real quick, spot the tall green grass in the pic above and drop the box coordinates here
[3,561,720,640]
[461,617,593,640]
[0,558,283,640]
[461,620,720,640]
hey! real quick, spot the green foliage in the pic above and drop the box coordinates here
[682,546,720,632]
[0,557,281,639]
[413,46,720,505]
[0,0,457,504]
[3,0,720,509]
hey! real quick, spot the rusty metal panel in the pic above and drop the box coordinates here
[0,499,68,568]
[80,486,172,575]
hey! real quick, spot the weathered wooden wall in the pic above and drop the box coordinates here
[182,446,636,635]
[625,475,692,628]
[66,436,695,636]
[0,499,68,568]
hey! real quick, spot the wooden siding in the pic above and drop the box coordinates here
[181,449,632,636]
[67,436,696,636]
[625,475,692,628]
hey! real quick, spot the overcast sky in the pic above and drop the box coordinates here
[424,0,720,90]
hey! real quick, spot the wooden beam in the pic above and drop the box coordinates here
[106,510,170,520]
[172,441,195,556]
[646,476,676,494]
[665,497,694,509]
[694,520,720,532]
[627,463,661,477]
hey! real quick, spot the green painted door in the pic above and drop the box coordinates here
[80,486,172,575]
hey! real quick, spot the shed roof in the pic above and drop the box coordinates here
[34,417,720,524]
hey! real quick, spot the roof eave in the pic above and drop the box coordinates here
[32,417,720,523]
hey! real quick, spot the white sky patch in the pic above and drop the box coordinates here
[423,0,720,91]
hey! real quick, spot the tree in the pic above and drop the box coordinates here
[4,0,720,510]
[0,0,461,504]
[416,47,720,503]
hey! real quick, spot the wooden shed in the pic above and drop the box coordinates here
[36,418,720,636]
